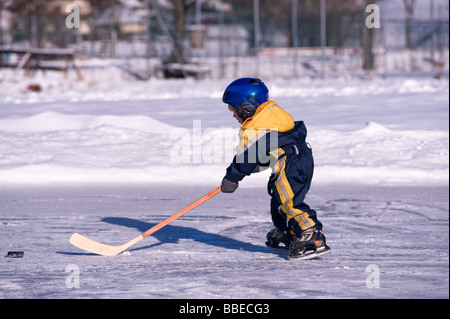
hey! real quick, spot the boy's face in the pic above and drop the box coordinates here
[228,104,244,124]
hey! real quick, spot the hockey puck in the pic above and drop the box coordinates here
[7,251,24,258]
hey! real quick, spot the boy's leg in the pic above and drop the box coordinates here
[268,172,288,231]
[270,196,288,232]
[265,196,294,249]
[268,147,330,259]
[273,151,322,237]
[287,203,322,237]
[265,176,293,249]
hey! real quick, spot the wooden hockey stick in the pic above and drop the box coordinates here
[70,186,221,256]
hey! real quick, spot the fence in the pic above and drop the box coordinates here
[1,0,448,79]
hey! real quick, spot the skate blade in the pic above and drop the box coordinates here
[288,245,331,261]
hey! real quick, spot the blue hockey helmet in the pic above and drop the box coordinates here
[222,78,269,120]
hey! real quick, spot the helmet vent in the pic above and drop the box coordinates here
[247,96,258,106]
[248,78,262,85]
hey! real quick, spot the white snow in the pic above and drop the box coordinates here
[0,68,448,299]
[0,69,448,187]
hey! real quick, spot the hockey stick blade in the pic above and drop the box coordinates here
[70,186,221,256]
[70,232,144,256]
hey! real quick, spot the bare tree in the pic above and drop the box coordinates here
[173,0,186,62]
[403,0,416,49]
[363,0,379,70]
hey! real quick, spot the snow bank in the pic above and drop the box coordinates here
[0,111,175,133]
[0,68,449,104]
[0,113,447,186]
[310,122,449,186]
[0,69,448,186]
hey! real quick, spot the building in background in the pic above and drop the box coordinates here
[0,0,448,78]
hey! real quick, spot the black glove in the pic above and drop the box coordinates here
[221,176,239,193]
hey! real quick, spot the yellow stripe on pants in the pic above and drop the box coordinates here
[274,156,316,232]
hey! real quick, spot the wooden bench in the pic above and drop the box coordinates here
[0,46,82,79]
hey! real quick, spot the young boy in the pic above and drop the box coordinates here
[220,78,330,260]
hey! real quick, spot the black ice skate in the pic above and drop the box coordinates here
[265,228,293,250]
[288,229,331,260]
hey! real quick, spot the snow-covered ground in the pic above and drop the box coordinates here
[0,68,448,299]
[0,69,448,187]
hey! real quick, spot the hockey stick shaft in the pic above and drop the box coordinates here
[142,186,221,238]
[70,186,221,256]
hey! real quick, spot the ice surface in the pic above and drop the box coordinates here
[0,185,448,298]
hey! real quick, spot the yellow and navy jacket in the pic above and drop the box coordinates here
[225,100,309,182]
